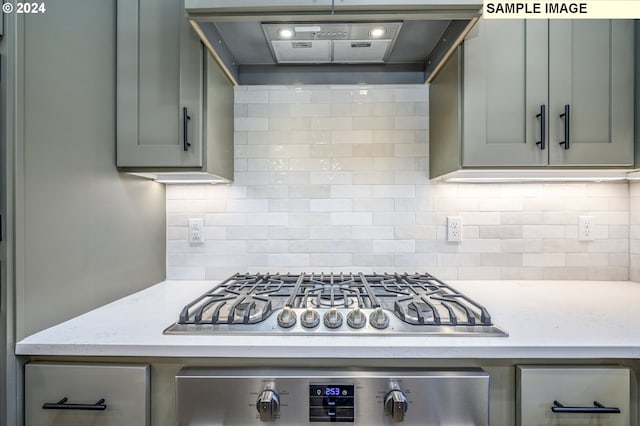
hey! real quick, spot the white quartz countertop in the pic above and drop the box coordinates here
[15,280,640,359]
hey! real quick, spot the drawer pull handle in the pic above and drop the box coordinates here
[42,397,107,411]
[552,400,620,414]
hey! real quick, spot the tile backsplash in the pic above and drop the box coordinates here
[167,84,630,281]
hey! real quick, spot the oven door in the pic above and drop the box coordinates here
[517,366,631,426]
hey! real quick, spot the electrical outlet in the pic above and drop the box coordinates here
[188,218,205,244]
[447,216,463,242]
[578,216,595,242]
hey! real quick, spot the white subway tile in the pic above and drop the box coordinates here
[246,213,288,226]
[235,117,268,131]
[311,117,352,130]
[290,103,331,117]
[268,254,310,267]
[373,240,414,253]
[310,254,354,267]
[394,116,428,130]
[269,89,312,104]
[310,199,353,212]
[268,199,310,212]
[373,212,415,226]
[309,226,352,240]
[310,171,352,185]
[248,240,289,254]
[352,226,394,239]
[331,212,373,226]
[331,130,373,144]
[523,253,566,267]
[269,226,311,240]
[353,116,394,130]
[235,89,269,104]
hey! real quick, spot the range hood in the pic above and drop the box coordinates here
[185,1,482,85]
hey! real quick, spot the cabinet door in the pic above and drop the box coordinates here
[462,19,548,167]
[517,366,630,426]
[548,20,634,166]
[25,363,150,426]
[117,0,203,167]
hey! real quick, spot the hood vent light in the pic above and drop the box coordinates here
[278,28,294,39]
[369,28,386,38]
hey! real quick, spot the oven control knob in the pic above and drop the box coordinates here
[256,389,280,422]
[300,308,320,328]
[323,308,343,329]
[277,307,297,328]
[369,307,390,329]
[347,307,366,329]
[384,390,408,422]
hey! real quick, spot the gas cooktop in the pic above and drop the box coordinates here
[164,272,508,336]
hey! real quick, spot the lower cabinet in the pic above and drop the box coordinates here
[517,366,631,426]
[25,363,150,426]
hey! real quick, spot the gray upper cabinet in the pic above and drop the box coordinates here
[442,18,634,175]
[548,20,634,166]
[117,0,203,168]
[462,19,548,167]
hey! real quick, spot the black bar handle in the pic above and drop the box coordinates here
[535,104,546,150]
[42,397,107,411]
[183,107,191,152]
[559,104,570,150]
[552,400,620,414]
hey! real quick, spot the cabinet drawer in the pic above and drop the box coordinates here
[517,366,630,426]
[25,363,150,426]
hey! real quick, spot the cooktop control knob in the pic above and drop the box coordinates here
[323,308,343,329]
[384,390,408,422]
[369,307,390,329]
[277,307,297,328]
[256,389,280,422]
[347,307,366,329]
[300,308,320,328]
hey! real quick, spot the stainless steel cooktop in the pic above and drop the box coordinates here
[164,272,508,336]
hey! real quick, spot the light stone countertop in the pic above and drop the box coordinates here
[15,280,640,359]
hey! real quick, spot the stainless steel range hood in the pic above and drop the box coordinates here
[185,1,481,85]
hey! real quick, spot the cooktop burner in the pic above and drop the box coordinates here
[164,272,508,336]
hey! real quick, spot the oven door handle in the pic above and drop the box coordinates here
[42,397,107,411]
[552,400,620,414]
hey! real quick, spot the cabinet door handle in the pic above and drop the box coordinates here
[42,397,107,411]
[535,104,546,150]
[559,104,570,150]
[552,400,620,414]
[183,107,191,152]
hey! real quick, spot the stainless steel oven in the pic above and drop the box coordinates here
[176,368,490,425]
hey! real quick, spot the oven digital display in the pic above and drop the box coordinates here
[309,384,355,423]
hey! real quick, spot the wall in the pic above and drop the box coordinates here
[15,0,166,339]
[167,84,629,281]
[632,183,640,282]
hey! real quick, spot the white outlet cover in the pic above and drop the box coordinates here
[447,216,463,242]
[188,218,205,244]
[578,216,595,242]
